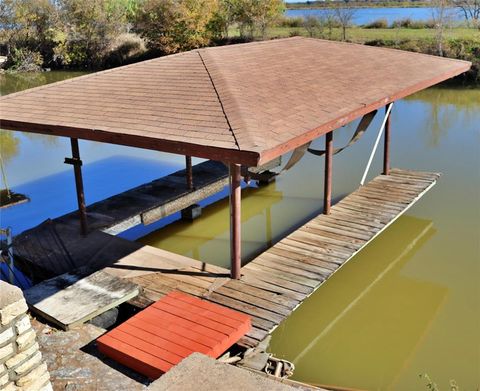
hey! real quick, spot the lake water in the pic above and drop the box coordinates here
[1,71,479,389]
[286,7,463,24]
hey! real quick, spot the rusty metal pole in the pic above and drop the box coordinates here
[69,138,87,236]
[229,163,241,279]
[185,155,193,190]
[383,104,391,175]
[323,131,333,215]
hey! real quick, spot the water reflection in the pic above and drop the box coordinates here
[404,87,480,148]
[139,182,285,268]
[269,216,446,390]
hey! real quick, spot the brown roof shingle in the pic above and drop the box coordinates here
[0,37,471,166]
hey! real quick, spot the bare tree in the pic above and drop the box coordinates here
[303,15,324,38]
[334,1,356,41]
[431,0,452,56]
[452,0,480,27]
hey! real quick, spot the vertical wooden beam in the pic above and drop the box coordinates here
[70,138,87,236]
[185,155,193,190]
[383,104,391,175]
[229,163,241,279]
[324,131,333,215]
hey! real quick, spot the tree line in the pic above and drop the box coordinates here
[0,0,284,71]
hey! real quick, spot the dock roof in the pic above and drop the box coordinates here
[0,37,470,166]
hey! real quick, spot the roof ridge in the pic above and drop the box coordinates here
[197,50,241,151]
[199,49,264,154]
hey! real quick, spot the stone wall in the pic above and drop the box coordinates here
[0,281,52,391]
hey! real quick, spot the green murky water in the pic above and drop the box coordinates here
[1,71,479,390]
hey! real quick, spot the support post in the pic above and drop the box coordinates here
[383,104,391,175]
[185,155,193,190]
[69,138,87,236]
[323,131,333,215]
[229,163,241,279]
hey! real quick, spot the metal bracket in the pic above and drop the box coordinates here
[64,157,83,166]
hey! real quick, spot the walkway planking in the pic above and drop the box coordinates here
[13,160,228,280]
[128,169,440,348]
[24,270,140,330]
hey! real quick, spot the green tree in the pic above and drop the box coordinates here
[135,0,219,54]
[0,0,57,70]
[232,0,284,39]
[56,0,130,68]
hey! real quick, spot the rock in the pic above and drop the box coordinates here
[88,307,118,329]
[0,343,14,364]
[0,281,28,326]
[0,371,10,387]
[6,343,39,369]
[16,369,49,390]
[15,362,48,387]
[15,316,32,336]
[0,327,14,346]
[11,351,41,377]
[16,329,36,351]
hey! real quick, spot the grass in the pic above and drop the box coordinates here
[227,26,480,83]
[248,26,479,42]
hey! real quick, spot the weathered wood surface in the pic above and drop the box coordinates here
[24,270,140,330]
[13,160,228,279]
[129,169,440,348]
[69,159,228,234]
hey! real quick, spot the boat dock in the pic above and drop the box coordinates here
[1,37,467,388]
[125,168,440,348]
[12,160,228,280]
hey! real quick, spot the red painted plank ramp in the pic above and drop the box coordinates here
[97,291,251,379]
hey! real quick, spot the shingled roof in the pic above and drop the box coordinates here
[0,37,470,166]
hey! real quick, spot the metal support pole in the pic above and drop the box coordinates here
[383,105,391,175]
[69,138,87,236]
[229,163,241,279]
[360,102,394,186]
[324,131,333,215]
[185,155,193,190]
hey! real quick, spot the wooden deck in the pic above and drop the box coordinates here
[128,169,440,348]
[13,160,228,280]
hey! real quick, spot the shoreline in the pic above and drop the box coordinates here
[286,2,433,10]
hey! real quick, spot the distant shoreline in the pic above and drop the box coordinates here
[286,2,432,10]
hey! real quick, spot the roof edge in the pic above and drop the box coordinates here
[0,119,260,166]
[257,61,472,166]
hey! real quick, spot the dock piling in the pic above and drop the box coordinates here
[229,163,241,279]
[383,105,391,175]
[324,131,333,215]
[66,138,87,236]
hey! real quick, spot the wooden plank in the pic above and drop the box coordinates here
[223,279,299,309]
[267,247,337,273]
[25,270,139,330]
[253,253,328,279]
[241,268,313,295]
[214,286,292,316]
[205,292,283,326]
[281,238,348,263]
[243,262,320,288]
[239,274,307,301]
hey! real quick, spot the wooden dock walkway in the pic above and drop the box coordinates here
[128,169,440,348]
[13,160,228,279]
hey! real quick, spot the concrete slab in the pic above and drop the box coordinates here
[148,353,300,391]
[32,318,148,390]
